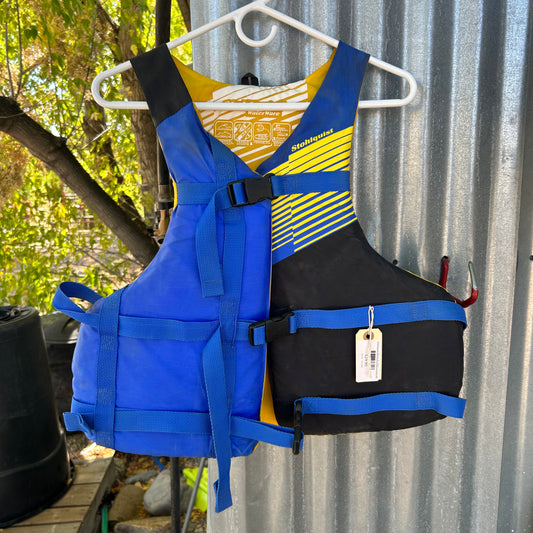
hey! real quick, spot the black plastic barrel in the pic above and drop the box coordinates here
[41,311,80,420]
[0,306,71,527]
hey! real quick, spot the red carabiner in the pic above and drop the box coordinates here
[439,256,479,308]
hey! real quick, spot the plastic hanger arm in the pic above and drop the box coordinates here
[91,0,417,111]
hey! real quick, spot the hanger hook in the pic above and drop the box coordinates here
[234,8,278,47]
[439,256,479,308]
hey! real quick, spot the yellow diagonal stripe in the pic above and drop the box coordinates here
[271,204,290,220]
[294,217,356,252]
[291,195,352,229]
[271,195,294,213]
[272,227,293,245]
[272,217,294,236]
[302,148,352,173]
[280,137,352,174]
[293,203,354,238]
[287,144,352,174]
[291,193,340,215]
[272,212,292,230]
[294,211,355,245]
[269,126,353,175]
[272,234,294,251]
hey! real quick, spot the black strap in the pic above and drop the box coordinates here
[130,45,192,127]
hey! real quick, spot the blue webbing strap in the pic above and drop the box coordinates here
[250,300,467,345]
[232,417,299,451]
[299,392,466,419]
[177,170,351,206]
[206,134,245,512]
[63,412,96,440]
[117,316,251,342]
[52,281,102,327]
[216,138,246,415]
[53,281,253,342]
[195,188,225,297]
[65,402,299,451]
[94,288,124,449]
[202,328,233,511]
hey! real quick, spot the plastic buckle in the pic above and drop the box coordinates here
[248,311,294,345]
[228,174,274,207]
[293,400,303,455]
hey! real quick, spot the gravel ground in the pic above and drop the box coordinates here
[65,432,207,532]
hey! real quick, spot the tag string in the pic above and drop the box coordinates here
[367,305,374,339]
[366,305,374,357]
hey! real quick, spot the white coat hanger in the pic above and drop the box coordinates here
[91,0,417,111]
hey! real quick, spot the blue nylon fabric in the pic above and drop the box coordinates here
[53,281,253,342]
[58,103,272,462]
[66,402,297,449]
[299,392,466,419]
[177,171,351,206]
[94,288,123,448]
[251,300,467,345]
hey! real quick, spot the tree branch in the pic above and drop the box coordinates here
[15,0,22,98]
[117,4,158,210]
[0,96,158,267]
[176,0,191,32]
[81,99,147,230]
[95,0,119,35]
[4,1,14,97]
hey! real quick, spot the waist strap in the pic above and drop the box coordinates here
[298,392,466,418]
[64,402,299,452]
[290,392,466,453]
[249,300,467,345]
[53,281,253,342]
[177,171,351,207]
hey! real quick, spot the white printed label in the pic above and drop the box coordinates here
[355,328,383,382]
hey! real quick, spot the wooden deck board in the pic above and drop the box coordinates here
[6,456,115,533]
[49,484,100,508]
[74,459,112,484]
[12,507,87,525]
[4,524,82,533]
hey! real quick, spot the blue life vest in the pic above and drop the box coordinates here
[54,42,467,512]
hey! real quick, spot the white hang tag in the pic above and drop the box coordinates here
[355,327,383,383]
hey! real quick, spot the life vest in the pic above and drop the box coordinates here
[54,42,467,512]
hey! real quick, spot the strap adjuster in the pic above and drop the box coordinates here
[248,311,294,345]
[228,174,275,207]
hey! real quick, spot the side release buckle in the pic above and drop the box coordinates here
[248,311,294,346]
[228,174,275,207]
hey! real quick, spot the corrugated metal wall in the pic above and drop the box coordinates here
[189,2,533,531]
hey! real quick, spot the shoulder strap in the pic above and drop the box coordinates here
[130,45,191,127]
[314,41,369,120]
[257,42,369,174]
